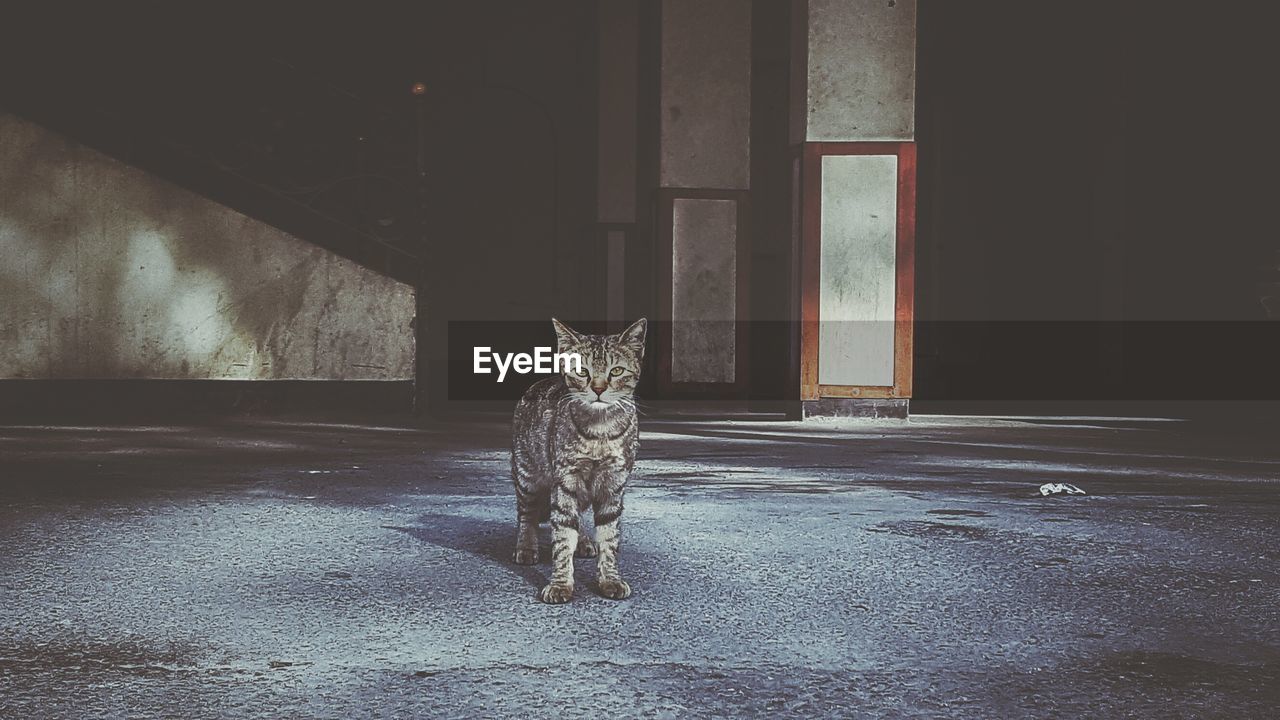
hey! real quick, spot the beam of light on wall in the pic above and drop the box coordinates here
[124,230,178,300]
[0,111,415,381]
[166,276,235,368]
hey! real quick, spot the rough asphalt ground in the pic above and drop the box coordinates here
[1,412,1278,718]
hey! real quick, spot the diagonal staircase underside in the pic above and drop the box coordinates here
[1,10,425,285]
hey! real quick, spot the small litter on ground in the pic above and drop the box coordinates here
[1039,482,1087,496]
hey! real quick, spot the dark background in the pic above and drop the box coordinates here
[1,1,1275,407]
[915,1,1278,401]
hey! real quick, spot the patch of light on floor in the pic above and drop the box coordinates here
[911,438,1280,466]
[641,431,767,443]
[0,425,198,433]
[921,414,1188,423]
[252,420,428,433]
[911,456,1277,483]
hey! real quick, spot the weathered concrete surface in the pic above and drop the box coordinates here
[0,113,415,380]
[792,0,917,142]
[804,397,909,419]
[671,198,737,383]
[1,412,1278,717]
[818,154,899,387]
[660,0,752,189]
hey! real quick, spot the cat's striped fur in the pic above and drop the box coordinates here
[511,318,646,603]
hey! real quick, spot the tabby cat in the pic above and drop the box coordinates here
[511,317,647,604]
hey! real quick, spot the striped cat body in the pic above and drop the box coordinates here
[511,318,647,603]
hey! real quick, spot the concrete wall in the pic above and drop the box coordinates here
[817,154,898,387]
[671,198,738,383]
[658,1,752,387]
[0,113,415,380]
[659,0,752,189]
[791,0,917,142]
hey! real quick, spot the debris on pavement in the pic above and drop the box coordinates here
[1039,482,1087,496]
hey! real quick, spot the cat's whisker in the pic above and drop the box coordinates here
[628,396,653,418]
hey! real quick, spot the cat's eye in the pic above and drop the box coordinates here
[609,367,625,377]
[575,367,590,378]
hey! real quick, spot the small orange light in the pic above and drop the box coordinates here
[411,82,427,96]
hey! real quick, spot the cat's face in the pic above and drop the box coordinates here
[552,318,646,410]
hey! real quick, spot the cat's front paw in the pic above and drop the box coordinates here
[538,582,574,604]
[597,578,632,600]
[575,539,598,558]
[512,548,539,565]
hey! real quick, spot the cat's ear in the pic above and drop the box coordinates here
[551,318,583,353]
[618,317,647,356]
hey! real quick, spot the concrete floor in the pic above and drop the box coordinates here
[1,411,1278,718]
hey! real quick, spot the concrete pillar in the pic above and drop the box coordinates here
[660,0,752,190]
[791,0,917,418]
[598,0,639,224]
[791,0,917,143]
[597,0,640,327]
[656,0,752,394]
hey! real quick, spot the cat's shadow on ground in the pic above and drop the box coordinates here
[388,512,562,590]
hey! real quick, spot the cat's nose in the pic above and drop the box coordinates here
[590,382,608,396]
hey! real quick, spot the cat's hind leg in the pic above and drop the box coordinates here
[512,500,541,565]
[512,498,546,565]
[512,461,544,565]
